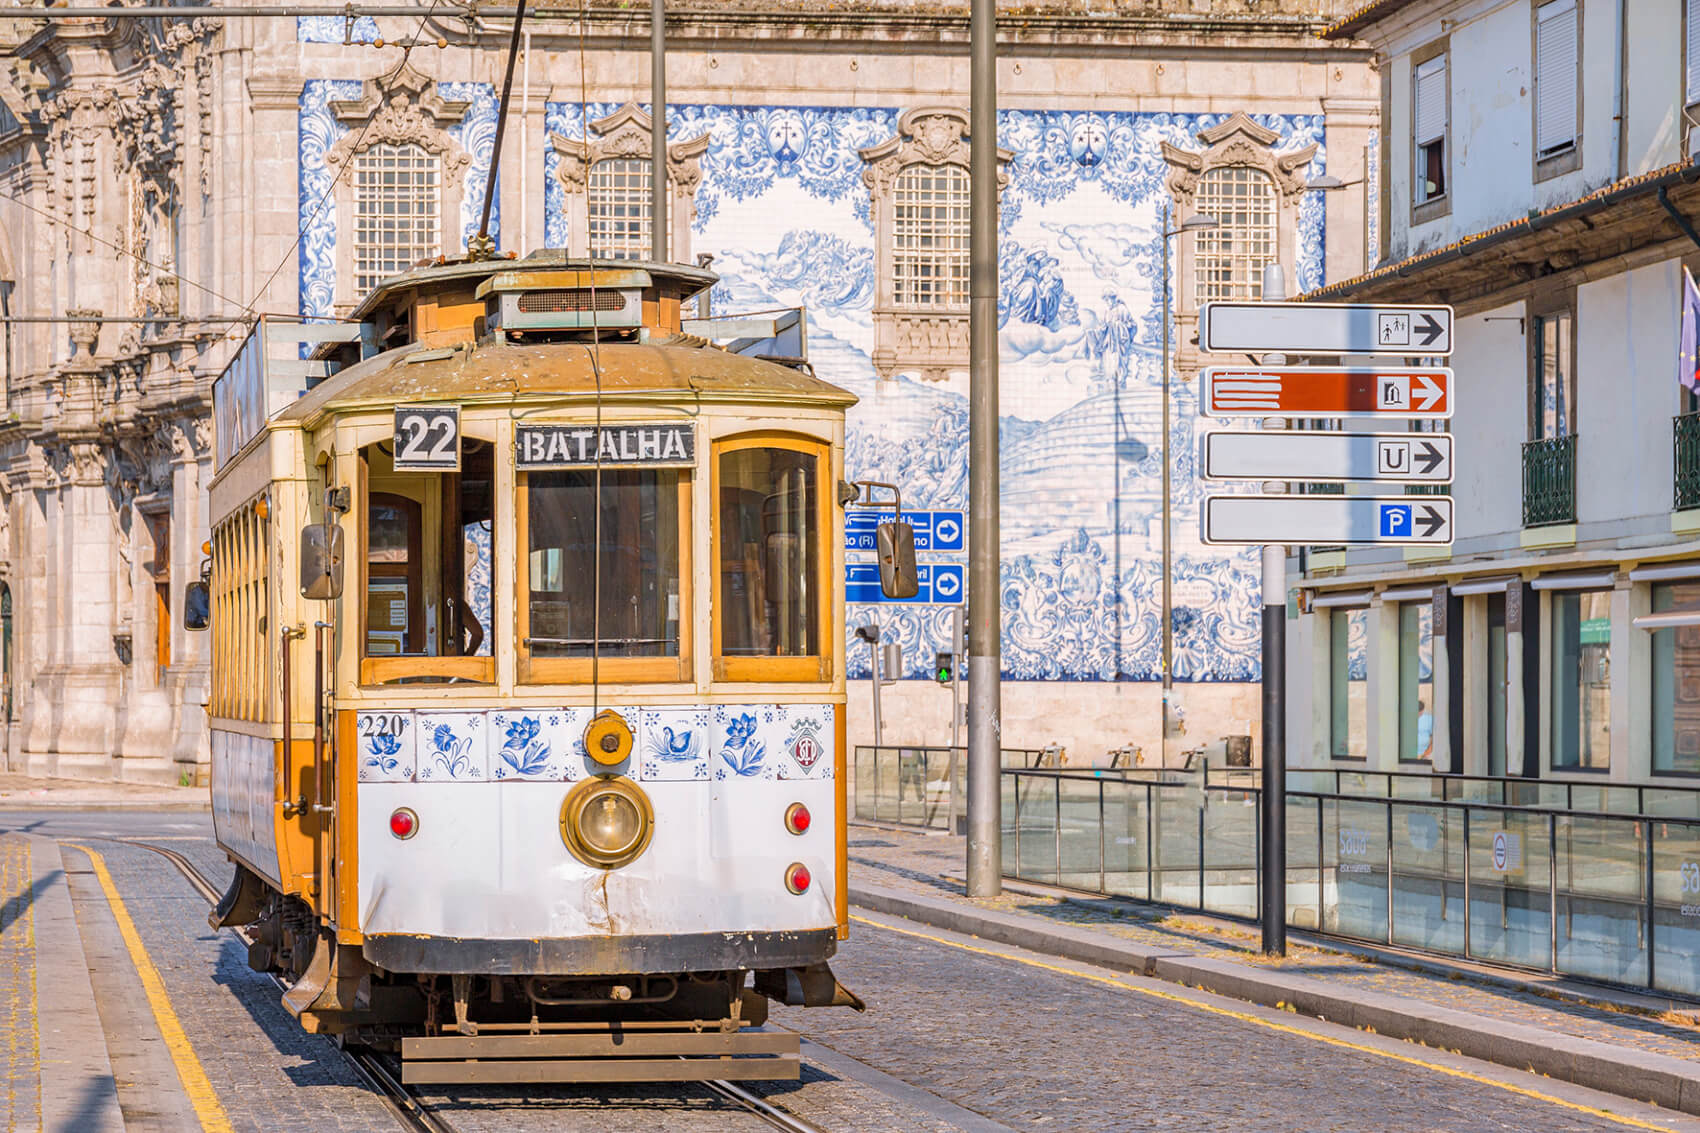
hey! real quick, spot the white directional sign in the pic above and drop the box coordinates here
[1200,302,1455,357]
[1201,430,1453,484]
[1201,495,1454,546]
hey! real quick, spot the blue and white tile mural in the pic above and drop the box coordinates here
[300,97,1326,686]
[298,79,501,320]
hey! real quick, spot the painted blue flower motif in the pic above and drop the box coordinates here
[498,715,551,778]
[430,723,477,779]
[720,713,766,777]
[361,731,404,777]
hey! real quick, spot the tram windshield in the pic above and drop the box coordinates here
[523,469,685,662]
[360,439,494,681]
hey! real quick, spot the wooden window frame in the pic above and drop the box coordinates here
[1527,288,1577,441]
[1410,39,1452,226]
[711,432,832,684]
[357,447,496,687]
[516,468,694,686]
[1532,0,1584,182]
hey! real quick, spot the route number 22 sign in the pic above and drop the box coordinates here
[393,405,461,472]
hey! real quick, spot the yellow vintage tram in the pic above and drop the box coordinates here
[193,253,912,1083]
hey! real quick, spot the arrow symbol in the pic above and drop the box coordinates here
[1416,313,1445,347]
[1413,373,1445,410]
[1417,505,1446,537]
[1415,441,1445,474]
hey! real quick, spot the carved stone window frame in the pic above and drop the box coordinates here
[1161,112,1316,375]
[325,63,471,311]
[549,103,708,261]
[859,106,1010,382]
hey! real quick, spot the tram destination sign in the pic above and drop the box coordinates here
[1200,301,1454,356]
[1202,495,1453,546]
[516,423,696,469]
[1201,430,1453,484]
[1201,366,1452,419]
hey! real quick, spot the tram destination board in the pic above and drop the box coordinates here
[1200,301,1454,356]
[393,404,461,471]
[1201,495,1454,546]
[516,422,696,468]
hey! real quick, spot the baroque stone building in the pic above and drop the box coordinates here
[0,1,1373,780]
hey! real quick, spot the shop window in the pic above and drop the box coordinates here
[1551,590,1611,770]
[1398,601,1435,763]
[1652,583,1700,774]
[1330,608,1368,760]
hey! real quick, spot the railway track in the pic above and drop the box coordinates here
[106,836,826,1133]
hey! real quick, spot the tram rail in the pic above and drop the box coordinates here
[104,835,825,1133]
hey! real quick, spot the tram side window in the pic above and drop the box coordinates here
[521,469,688,681]
[360,439,494,682]
[717,445,820,663]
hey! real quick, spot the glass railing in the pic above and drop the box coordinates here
[999,768,1700,999]
[853,746,1049,832]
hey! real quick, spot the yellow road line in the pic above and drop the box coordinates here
[66,843,233,1133]
[851,913,1678,1132]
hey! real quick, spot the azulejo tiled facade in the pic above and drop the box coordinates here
[0,3,1375,777]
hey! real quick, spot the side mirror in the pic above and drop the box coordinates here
[182,581,210,631]
[876,520,918,599]
[300,523,345,600]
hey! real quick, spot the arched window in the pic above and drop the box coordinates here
[892,164,970,307]
[1193,166,1277,304]
[587,158,653,260]
[351,142,442,293]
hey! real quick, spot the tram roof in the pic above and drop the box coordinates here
[276,335,857,426]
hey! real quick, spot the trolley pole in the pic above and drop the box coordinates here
[650,0,668,264]
[966,0,1002,898]
[1260,262,1288,957]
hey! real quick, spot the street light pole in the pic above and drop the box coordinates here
[1260,260,1289,958]
[965,0,1001,898]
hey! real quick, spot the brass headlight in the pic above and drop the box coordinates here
[560,776,654,869]
[583,709,634,767]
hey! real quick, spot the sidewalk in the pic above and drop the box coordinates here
[0,771,208,810]
[848,823,1700,1116]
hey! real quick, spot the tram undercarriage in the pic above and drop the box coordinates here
[213,864,862,1082]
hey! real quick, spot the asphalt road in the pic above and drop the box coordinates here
[3,809,1694,1132]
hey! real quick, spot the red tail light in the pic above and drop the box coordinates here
[389,808,418,840]
[785,862,811,894]
[784,802,811,835]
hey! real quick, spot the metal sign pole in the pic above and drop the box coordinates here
[1260,262,1288,958]
[966,0,1002,897]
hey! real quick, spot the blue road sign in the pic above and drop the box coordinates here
[844,510,967,553]
[1378,503,1411,539]
[845,562,967,604]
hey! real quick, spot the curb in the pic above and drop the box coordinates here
[850,882,1700,1117]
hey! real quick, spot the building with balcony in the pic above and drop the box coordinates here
[1289,0,1700,785]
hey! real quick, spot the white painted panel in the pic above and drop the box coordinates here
[357,778,839,941]
[1577,261,1681,527]
[1450,302,1529,542]
[211,728,281,885]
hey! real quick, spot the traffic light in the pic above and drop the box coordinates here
[935,651,954,686]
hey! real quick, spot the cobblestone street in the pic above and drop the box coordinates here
[1,810,1695,1132]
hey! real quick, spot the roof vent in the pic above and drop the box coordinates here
[476,267,647,333]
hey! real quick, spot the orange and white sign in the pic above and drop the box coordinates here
[1201,366,1452,420]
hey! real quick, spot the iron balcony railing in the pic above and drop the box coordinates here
[998,766,1700,1000]
[1675,412,1700,511]
[1522,433,1577,526]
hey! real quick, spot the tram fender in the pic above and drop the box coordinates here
[753,961,866,1012]
[281,935,374,1034]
